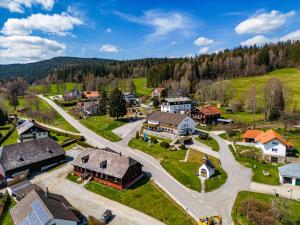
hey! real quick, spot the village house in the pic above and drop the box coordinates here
[10,188,80,225]
[199,155,215,178]
[72,148,143,190]
[7,180,35,200]
[63,89,82,101]
[242,129,293,163]
[83,91,100,100]
[17,120,49,142]
[76,101,100,118]
[161,97,192,114]
[191,106,222,125]
[144,111,195,136]
[123,92,140,106]
[278,163,300,186]
[151,87,166,98]
[0,137,65,183]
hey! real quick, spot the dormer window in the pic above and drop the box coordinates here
[100,160,107,169]
[81,155,89,163]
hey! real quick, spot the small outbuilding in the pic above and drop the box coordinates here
[279,163,300,186]
[199,155,215,178]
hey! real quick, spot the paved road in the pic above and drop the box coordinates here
[39,95,252,224]
[32,161,164,225]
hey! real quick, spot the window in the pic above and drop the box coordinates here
[272,148,278,153]
[272,141,278,145]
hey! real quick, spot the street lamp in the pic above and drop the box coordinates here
[288,188,294,199]
[273,188,277,196]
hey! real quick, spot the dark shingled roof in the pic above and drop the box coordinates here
[10,188,79,225]
[72,148,141,179]
[0,137,65,175]
[146,111,188,127]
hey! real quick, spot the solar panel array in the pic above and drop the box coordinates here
[20,200,50,225]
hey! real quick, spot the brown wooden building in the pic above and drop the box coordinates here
[72,148,143,190]
[191,106,221,125]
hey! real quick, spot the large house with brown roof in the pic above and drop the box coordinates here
[72,148,143,190]
[17,120,49,142]
[242,129,293,163]
[10,188,79,225]
[191,106,221,125]
[144,111,195,136]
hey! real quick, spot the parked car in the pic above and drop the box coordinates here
[100,210,113,224]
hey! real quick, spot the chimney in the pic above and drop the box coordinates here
[45,187,49,198]
[119,152,122,156]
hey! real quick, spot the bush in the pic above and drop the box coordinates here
[160,141,170,148]
[198,133,209,140]
[179,144,186,150]
[135,131,140,139]
[151,136,158,144]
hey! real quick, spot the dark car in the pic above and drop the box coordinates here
[100,210,112,224]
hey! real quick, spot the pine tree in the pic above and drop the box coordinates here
[99,90,108,115]
[152,96,160,108]
[109,88,127,120]
[0,108,7,126]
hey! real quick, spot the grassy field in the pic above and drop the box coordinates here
[276,128,300,154]
[232,191,300,225]
[133,77,153,96]
[85,176,196,225]
[67,172,83,184]
[0,129,18,146]
[80,115,126,142]
[229,145,280,185]
[0,196,16,225]
[129,138,226,192]
[196,136,220,151]
[29,83,82,95]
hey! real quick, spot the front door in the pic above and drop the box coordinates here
[201,169,208,178]
[271,157,278,163]
[283,177,293,184]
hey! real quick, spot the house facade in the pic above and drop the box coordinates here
[63,89,82,101]
[151,88,166,98]
[161,97,192,114]
[144,111,195,136]
[123,92,140,106]
[199,155,215,178]
[279,163,300,186]
[191,106,221,124]
[242,129,292,163]
[72,148,143,190]
[10,188,79,225]
[77,101,99,118]
[17,120,49,142]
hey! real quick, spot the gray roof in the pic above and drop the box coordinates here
[164,97,191,103]
[279,163,300,178]
[0,137,65,175]
[146,111,188,127]
[17,120,48,135]
[10,188,79,225]
[72,148,141,179]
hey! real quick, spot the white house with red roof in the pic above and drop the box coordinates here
[242,129,293,163]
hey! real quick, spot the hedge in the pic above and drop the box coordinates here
[0,192,9,219]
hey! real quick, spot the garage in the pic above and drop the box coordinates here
[296,179,300,186]
[283,177,293,184]
[279,163,300,186]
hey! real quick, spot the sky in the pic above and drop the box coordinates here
[0,0,300,64]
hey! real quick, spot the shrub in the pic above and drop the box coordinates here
[179,144,186,150]
[160,141,170,148]
[198,133,209,140]
[151,136,158,144]
[135,131,140,139]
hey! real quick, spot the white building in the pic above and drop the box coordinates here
[161,97,192,114]
[199,155,215,178]
[151,88,165,98]
[145,111,195,136]
[123,92,140,106]
[254,130,292,163]
[279,163,300,186]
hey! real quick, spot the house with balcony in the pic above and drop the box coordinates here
[191,106,221,125]
[144,111,195,136]
[17,120,49,143]
[160,97,192,114]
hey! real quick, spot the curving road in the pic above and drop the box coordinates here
[39,95,252,225]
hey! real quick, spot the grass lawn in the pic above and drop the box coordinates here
[80,115,126,142]
[0,129,18,146]
[85,176,196,225]
[195,136,220,151]
[232,191,300,225]
[0,196,16,225]
[133,77,153,96]
[63,142,77,151]
[229,145,280,185]
[29,83,82,95]
[67,172,83,184]
[219,130,243,142]
[276,128,300,155]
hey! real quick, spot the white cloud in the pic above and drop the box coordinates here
[199,47,210,54]
[194,37,214,46]
[0,0,54,13]
[105,28,112,33]
[280,30,300,42]
[235,10,295,35]
[114,10,192,40]
[0,35,65,64]
[240,35,272,46]
[1,13,83,36]
[99,44,121,53]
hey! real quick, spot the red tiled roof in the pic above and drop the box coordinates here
[84,91,99,98]
[242,130,264,139]
[255,130,292,147]
[200,106,221,116]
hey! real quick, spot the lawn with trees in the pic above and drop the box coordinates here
[85,176,196,225]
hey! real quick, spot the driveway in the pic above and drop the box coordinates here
[39,95,253,225]
[32,163,164,225]
[112,119,144,139]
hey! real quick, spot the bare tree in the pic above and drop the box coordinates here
[246,85,258,127]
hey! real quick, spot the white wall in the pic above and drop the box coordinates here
[177,116,195,134]
[257,139,286,157]
[49,218,77,225]
[161,103,191,113]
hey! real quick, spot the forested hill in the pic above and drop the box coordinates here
[1,41,300,87]
[0,57,116,82]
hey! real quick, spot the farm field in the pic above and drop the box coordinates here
[29,83,82,95]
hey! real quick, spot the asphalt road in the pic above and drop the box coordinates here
[39,95,252,225]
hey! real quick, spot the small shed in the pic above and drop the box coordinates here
[199,155,215,178]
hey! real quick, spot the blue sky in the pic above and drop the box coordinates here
[0,0,300,64]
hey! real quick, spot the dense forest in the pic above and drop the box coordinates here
[1,41,300,93]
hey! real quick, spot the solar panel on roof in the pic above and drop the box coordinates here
[20,218,31,225]
[32,200,50,224]
[27,211,40,225]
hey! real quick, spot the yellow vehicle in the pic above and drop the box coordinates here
[199,216,222,225]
